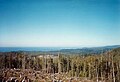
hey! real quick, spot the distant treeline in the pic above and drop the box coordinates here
[0,48,120,82]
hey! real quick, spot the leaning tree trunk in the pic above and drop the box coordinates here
[112,53,115,82]
[67,57,69,73]
[22,55,25,69]
[100,52,103,81]
[58,53,61,74]
[95,59,99,82]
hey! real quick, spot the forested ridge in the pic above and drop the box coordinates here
[0,47,120,82]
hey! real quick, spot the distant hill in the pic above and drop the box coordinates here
[108,47,120,56]
[49,45,120,55]
[0,45,120,55]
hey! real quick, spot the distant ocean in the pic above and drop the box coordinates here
[0,47,63,52]
[0,47,77,52]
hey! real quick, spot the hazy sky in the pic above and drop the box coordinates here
[0,0,120,47]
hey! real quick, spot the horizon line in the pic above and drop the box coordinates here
[0,44,120,48]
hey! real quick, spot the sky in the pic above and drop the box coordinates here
[0,0,120,47]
